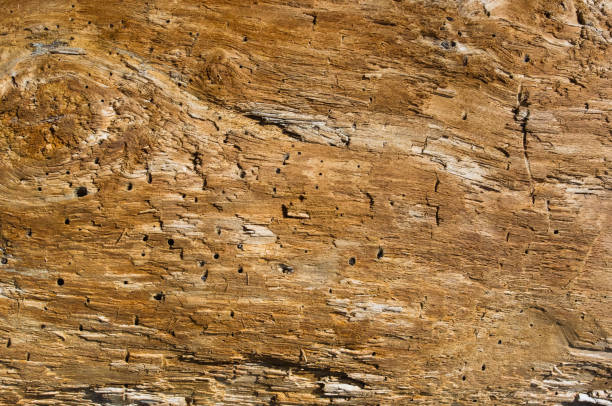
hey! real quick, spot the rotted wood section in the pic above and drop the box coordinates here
[0,0,610,404]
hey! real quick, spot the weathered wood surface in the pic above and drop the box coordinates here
[0,0,611,404]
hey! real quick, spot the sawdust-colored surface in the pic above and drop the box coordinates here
[0,0,610,404]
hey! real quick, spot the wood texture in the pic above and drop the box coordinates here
[0,0,611,404]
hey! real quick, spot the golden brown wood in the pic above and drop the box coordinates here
[0,0,610,404]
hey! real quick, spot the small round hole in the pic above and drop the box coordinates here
[75,186,88,197]
[348,257,356,266]
[167,239,174,247]
[57,278,64,286]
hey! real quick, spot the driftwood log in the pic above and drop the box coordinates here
[0,0,610,404]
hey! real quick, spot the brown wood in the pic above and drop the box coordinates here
[0,0,610,404]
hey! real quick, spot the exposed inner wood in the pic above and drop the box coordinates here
[0,0,610,404]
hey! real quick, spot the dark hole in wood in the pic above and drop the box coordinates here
[75,186,88,197]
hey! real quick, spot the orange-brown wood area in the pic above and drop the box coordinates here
[0,0,610,404]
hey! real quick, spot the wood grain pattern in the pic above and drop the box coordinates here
[0,0,610,404]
